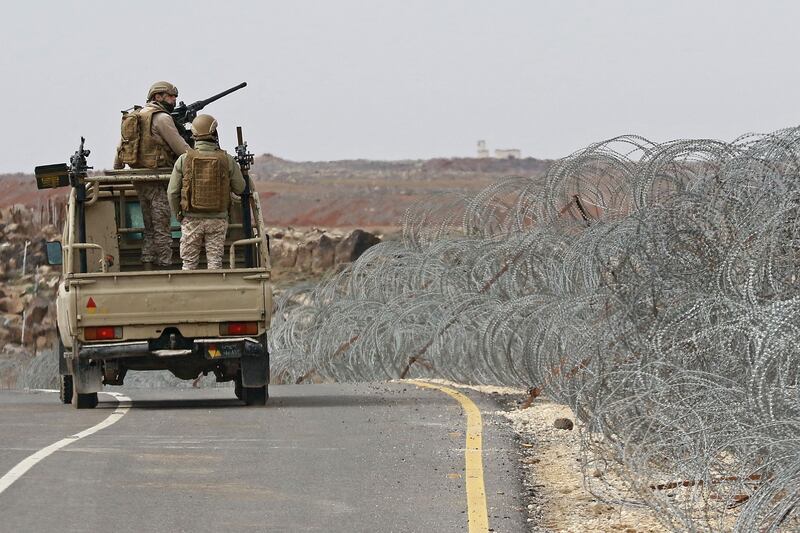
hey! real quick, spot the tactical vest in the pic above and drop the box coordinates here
[180,148,231,214]
[117,107,177,169]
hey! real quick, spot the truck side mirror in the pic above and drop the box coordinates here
[45,241,63,266]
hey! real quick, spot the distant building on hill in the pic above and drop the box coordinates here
[477,140,490,158]
[494,148,521,160]
[477,140,521,159]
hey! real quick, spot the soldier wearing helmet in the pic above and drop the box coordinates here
[167,114,246,270]
[114,81,190,169]
[114,81,191,269]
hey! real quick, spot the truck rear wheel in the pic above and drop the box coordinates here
[241,385,267,406]
[59,375,73,404]
[234,369,268,406]
[73,392,98,409]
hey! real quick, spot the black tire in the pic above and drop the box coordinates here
[241,385,267,406]
[73,392,98,409]
[59,375,73,404]
[57,335,69,376]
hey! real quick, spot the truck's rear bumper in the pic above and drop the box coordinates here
[79,337,263,360]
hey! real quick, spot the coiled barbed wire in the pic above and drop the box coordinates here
[268,129,800,532]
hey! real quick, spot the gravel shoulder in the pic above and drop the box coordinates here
[424,380,666,533]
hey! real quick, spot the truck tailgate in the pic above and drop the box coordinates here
[71,269,270,326]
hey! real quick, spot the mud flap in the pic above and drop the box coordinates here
[58,347,69,375]
[57,330,68,375]
[240,355,268,388]
[70,358,103,394]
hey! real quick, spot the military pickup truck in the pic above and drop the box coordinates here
[37,142,272,409]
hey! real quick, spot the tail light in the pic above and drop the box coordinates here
[84,326,122,341]
[220,322,258,336]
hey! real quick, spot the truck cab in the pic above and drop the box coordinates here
[46,168,272,408]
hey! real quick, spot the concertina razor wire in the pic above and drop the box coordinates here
[268,129,800,532]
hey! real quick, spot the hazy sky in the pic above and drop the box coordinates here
[2,0,799,173]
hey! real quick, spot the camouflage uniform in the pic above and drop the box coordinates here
[179,217,228,269]
[134,182,173,266]
[167,139,246,270]
[114,99,190,267]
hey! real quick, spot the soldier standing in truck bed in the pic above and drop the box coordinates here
[167,114,245,270]
[114,81,190,269]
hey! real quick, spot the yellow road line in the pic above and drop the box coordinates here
[409,380,489,533]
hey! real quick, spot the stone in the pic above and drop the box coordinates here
[553,417,574,430]
[312,234,337,273]
[1,343,29,360]
[287,229,305,240]
[27,297,50,324]
[35,335,49,350]
[271,241,298,269]
[335,229,381,264]
[265,226,381,278]
[0,296,24,314]
[39,224,60,240]
[294,243,313,272]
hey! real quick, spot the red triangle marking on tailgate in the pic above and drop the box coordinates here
[86,297,96,309]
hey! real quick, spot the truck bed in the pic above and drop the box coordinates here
[60,268,271,345]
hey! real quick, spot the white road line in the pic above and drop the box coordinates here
[0,391,131,496]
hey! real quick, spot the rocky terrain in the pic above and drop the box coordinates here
[0,205,62,389]
[1,155,550,228]
[269,226,383,285]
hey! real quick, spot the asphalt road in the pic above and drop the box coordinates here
[0,382,526,533]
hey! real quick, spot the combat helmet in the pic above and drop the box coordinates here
[191,114,219,140]
[147,81,179,101]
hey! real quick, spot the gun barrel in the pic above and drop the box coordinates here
[196,82,247,109]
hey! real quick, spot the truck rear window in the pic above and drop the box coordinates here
[125,202,181,240]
